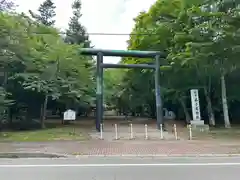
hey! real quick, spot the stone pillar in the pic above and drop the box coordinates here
[190,89,209,131]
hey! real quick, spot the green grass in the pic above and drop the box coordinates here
[178,126,240,140]
[208,127,240,139]
[0,125,90,142]
[189,127,240,140]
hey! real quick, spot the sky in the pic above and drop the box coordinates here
[16,0,156,63]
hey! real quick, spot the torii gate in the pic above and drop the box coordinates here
[81,48,166,132]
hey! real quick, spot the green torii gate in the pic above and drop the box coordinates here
[81,48,166,132]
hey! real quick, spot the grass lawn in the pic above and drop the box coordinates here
[202,127,240,139]
[0,122,90,142]
[179,126,240,140]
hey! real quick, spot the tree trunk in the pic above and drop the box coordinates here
[3,70,8,86]
[220,74,231,128]
[203,87,215,126]
[179,97,191,124]
[40,95,48,128]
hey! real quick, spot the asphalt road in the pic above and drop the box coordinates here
[0,156,240,180]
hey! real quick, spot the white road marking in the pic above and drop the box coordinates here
[77,154,240,157]
[0,163,240,168]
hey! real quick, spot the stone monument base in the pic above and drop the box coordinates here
[190,120,209,132]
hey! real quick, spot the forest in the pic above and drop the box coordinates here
[104,0,240,128]
[0,0,240,131]
[0,0,95,130]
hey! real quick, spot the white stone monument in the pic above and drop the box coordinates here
[190,89,209,131]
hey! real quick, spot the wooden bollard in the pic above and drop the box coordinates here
[145,124,148,139]
[173,124,178,140]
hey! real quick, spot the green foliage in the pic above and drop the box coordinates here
[2,0,240,131]
[104,0,240,125]
[103,69,125,108]
[0,9,95,129]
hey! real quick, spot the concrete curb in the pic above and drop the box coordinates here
[0,152,68,159]
[2,152,240,159]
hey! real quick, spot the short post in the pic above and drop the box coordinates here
[100,123,103,140]
[160,124,164,139]
[173,124,178,140]
[145,124,148,140]
[130,123,133,139]
[188,124,192,140]
[115,124,118,140]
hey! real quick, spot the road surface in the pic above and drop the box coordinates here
[0,156,240,180]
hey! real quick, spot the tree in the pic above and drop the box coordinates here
[0,11,94,130]
[118,0,201,121]
[179,1,240,127]
[103,69,124,109]
[29,0,56,26]
[64,0,94,116]
[28,0,57,127]
[105,0,240,128]
[65,0,90,47]
[0,0,15,11]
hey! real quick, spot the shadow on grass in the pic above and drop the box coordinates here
[0,120,91,142]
